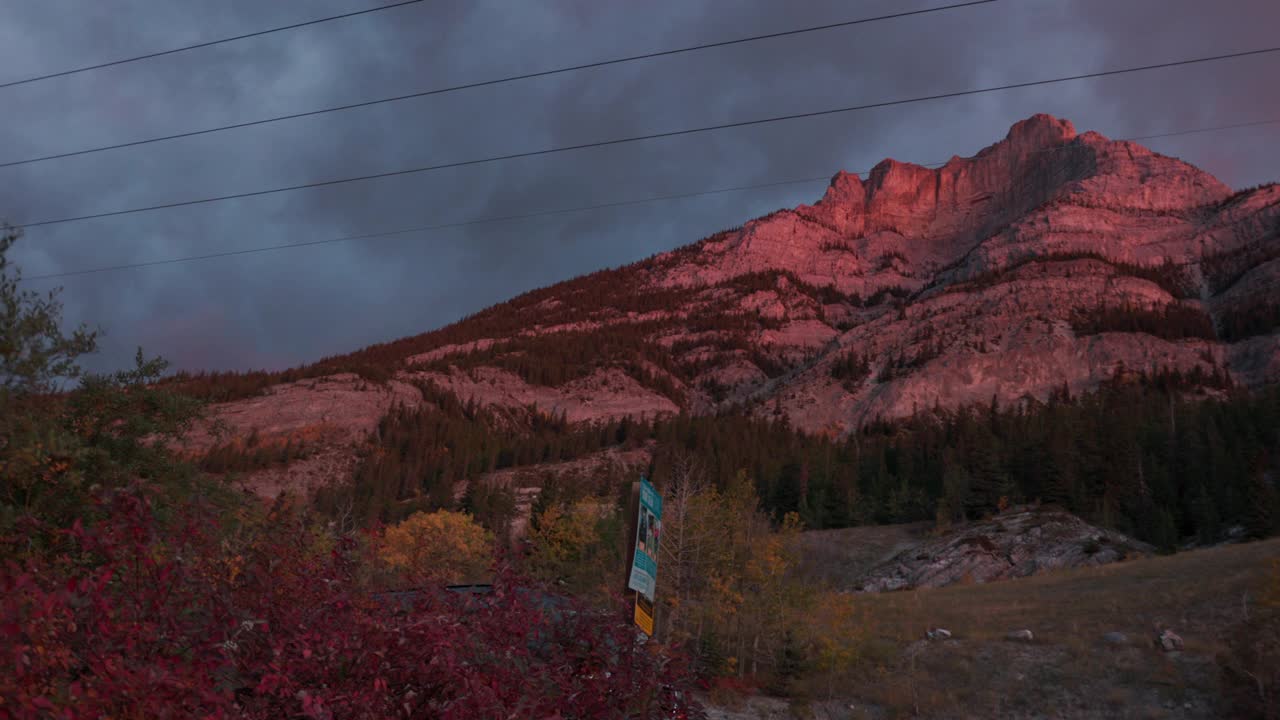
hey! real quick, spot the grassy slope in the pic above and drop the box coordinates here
[833,538,1280,719]
[797,523,934,589]
[856,537,1279,645]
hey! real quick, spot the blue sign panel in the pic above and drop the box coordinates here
[627,477,662,602]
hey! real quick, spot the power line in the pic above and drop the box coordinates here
[14,45,1280,230]
[19,116,1280,282]
[0,1,996,169]
[0,0,428,91]
[1109,117,1280,144]
[18,176,833,280]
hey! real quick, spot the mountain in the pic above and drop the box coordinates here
[176,113,1280,496]
[360,114,1280,426]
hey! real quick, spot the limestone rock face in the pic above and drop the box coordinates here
[175,373,423,496]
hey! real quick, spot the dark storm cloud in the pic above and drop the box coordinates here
[2,0,1277,374]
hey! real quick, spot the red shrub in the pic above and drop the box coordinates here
[0,491,700,719]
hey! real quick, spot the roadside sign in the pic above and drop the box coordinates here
[627,477,662,602]
[634,593,655,636]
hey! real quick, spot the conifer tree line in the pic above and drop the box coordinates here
[1070,303,1217,341]
[942,251,1199,300]
[317,373,1280,550]
[313,381,650,525]
[1217,297,1280,342]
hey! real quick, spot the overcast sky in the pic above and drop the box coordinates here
[4,0,1278,375]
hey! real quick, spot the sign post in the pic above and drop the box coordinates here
[634,593,655,636]
[627,476,662,636]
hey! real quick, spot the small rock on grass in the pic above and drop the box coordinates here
[1005,629,1034,642]
[1155,629,1184,652]
[926,627,952,641]
[1102,631,1129,645]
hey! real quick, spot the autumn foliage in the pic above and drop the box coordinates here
[0,491,700,719]
[378,509,494,585]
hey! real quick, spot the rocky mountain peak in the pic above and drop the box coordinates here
[636,115,1276,429]
[1003,112,1077,152]
[816,170,865,207]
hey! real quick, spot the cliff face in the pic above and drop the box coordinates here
[663,115,1232,294]
[190,114,1280,491]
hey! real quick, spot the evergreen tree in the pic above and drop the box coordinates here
[1244,458,1280,540]
[938,461,971,525]
[1042,429,1080,509]
[965,430,1010,516]
[462,479,517,542]
[1,229,214,539]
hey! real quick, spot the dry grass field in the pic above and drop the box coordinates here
[797,522,935,588]
[764,537,1280,719]
[855,536,1279,645]
[845,539,1278,718]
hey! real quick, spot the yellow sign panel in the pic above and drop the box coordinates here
[634,593,654,636]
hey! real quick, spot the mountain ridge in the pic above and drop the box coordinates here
[173,113,1280,493]
[397,113,1277,432]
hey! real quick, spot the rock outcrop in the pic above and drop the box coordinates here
[853,507,1154,592]
[175,373,422,496]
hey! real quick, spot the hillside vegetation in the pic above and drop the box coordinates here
[298,372,1280,557]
